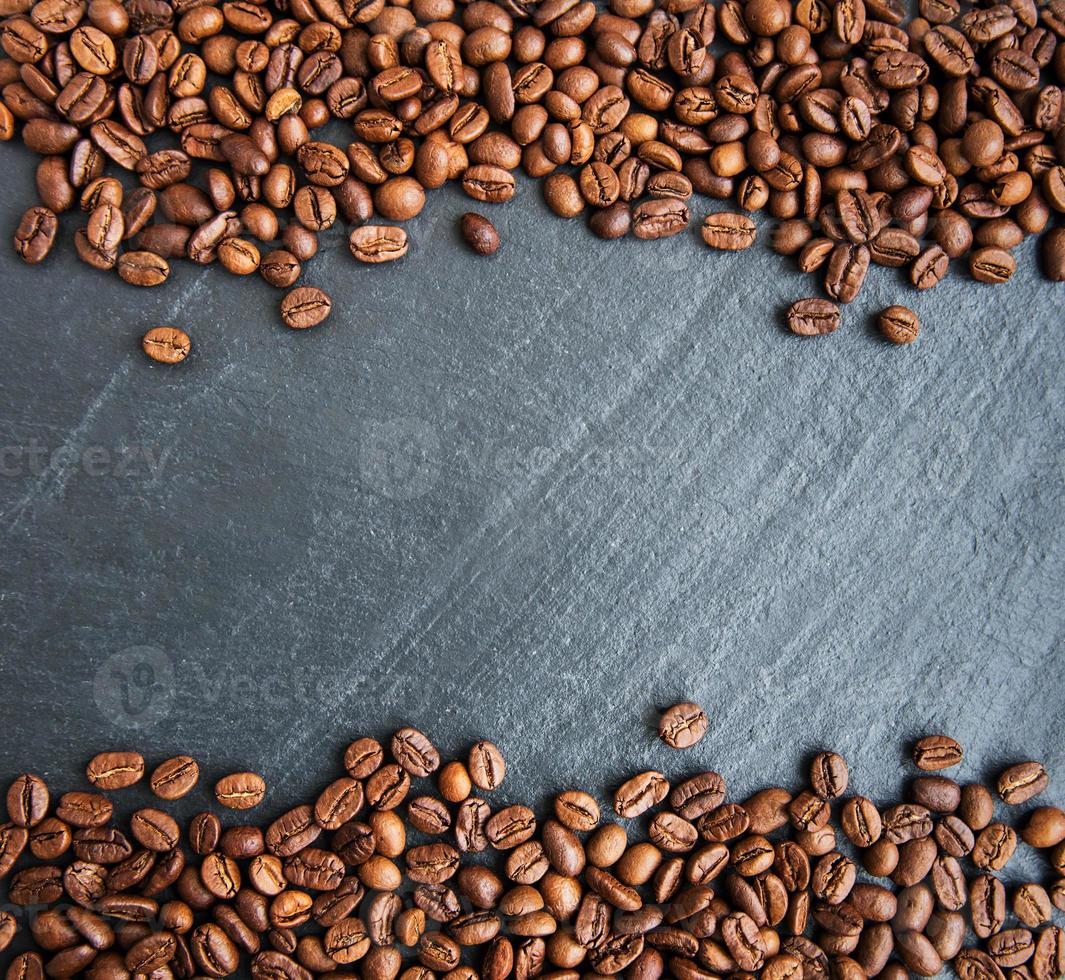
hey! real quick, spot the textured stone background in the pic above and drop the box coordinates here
[0,134,1062,844]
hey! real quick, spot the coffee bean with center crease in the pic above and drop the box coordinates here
[701,212,757,250]
[468,741,506,791]
[118,251,170,286]
[280,286,332,329]
[84,752,144,790]
[260,250,301,288]
[787,298,841,336]
[13,207,58,264]
[142,327,191,364]
[7,774,49,827]
[131,808,180,852]
[658,703,708,749]
[350,226,410,264]
[824,244,870,303]
[150,757,199,800]
[392,728,440,778]
[632,199,689,239]
[213,773,266,811]
[879,306,920,344]
[998,763,1049,806]
[913,736,963,771]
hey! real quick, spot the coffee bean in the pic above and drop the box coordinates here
[131,808,180,851]
[13,206,58,264]
[787,298,841,336]
[1022,808,1065,849]
[215,772,267,810]
[468,741,505,791]
[810,753,848,800]
[878,305,920,344]
[969,246,1016,284]
[86,752,144,790]
[118,251,170,286]
[7,774,49,827]
[393,728,440,778]
[260,250,301,289]
[998,763,1049,806]
[349,225,410,263]
[701,212,757,250]
[149,757,199,800]
[615,772,669,819]
[658,703,708,749]
[280,286,332,330]
[460,213,499,255]
[1043,229,1065,282]
[142,327,191,364]
[913,736,963,770]
[632,199,689,239]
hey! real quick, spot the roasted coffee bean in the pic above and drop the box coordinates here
[216,773,266,810]
[632,199,689,239]
[999,764,1049,805]
[280,286,332,330]
[350,225,409,263]
[657,703,708,749]
[7,774,49,827]
[131,808,180,851]
[260,250,301,289]
[460,212,499,255]
[118,250,170,286]
[143,330,189,366]
[150,757,199,800]
[878,305,919,344]
[468,742,506,791]
[786,298,841,336]
[700,212,756,251]
[13,207,58,264]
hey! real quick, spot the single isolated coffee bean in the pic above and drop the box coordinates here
[280,286,332,330]
[658,703,708,749]
[142,327,191,364]
[460,213,499,256]
[879,306,920,345]
[787,299,841,337]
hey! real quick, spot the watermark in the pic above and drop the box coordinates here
[360,417,441,501]
[93,646,175,731]
[92,646,374,731]
[0,439,169,480]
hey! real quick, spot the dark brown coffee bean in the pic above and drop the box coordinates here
[13,207,58,264]
[460,212,499,255]
[7,774,49,827]
[259,249,300,288]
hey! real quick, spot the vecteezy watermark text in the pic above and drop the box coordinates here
[0,439,169,479]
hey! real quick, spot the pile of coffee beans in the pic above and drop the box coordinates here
[0,704,1063,980]
[2,0,1065,341]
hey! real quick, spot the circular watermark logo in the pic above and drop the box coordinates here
[360,417,440,500]
[93,646,175,730]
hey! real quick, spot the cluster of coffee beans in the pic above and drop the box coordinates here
[2,0,1065,342]
[0,707,1063,980]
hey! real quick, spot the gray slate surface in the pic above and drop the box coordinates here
[0,136,1062,832]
